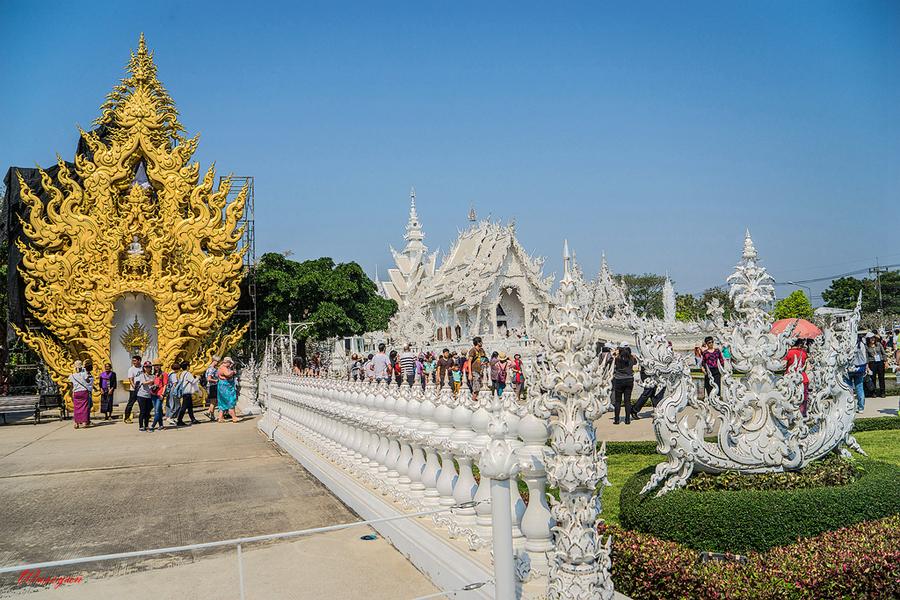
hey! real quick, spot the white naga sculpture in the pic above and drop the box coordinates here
[637,231,865,496]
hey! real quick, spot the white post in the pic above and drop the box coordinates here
[490,478,515,599]
[478,387,521,599]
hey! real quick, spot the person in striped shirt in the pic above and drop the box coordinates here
[399,344,417,387]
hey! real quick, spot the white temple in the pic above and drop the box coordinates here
[374,190,712,354]
[382,190,554,346]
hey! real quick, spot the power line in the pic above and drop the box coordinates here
[773,263,900,286]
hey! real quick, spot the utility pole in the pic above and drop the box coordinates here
[869,258,888,331]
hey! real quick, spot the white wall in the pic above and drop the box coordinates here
[109,294,157,404]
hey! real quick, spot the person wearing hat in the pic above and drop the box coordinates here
[68,360,93,429]
[149,362,167,431]
[216,357,239,423]
[133,361,156,431]
[495,352,511,397]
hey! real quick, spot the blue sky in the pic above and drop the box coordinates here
[2,1,898,303]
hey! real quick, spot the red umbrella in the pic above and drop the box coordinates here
[770,318,822,339]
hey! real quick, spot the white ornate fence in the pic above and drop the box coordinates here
[257,243,622,599]
[255,233,867,599]
[258,377,558,598]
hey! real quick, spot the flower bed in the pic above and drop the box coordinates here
[603,516,900,599]
[619,458,900,553]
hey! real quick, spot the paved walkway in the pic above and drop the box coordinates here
[0,416,437,599]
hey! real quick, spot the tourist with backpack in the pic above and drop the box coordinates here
[165,361,183,425]
[495,352,511,396]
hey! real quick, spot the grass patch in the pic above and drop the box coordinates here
[855,429,900,465]
[602,453,660,525]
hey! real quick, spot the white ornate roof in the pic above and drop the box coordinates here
[422,220,552,309]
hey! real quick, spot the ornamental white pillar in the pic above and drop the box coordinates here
[478,387,521,599]
[534,242,615,600]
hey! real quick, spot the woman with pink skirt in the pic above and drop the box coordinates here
[69,360,94,429]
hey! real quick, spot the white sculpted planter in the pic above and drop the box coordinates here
[637,232,866,496]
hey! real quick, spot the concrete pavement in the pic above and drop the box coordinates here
[0,415,437,599]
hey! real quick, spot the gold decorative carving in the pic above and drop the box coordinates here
[119,315,152,356]
[14,34,248,406]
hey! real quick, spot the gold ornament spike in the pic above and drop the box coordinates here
[14,35,249,408]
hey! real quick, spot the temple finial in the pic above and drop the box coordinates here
[402,187,425,251]
[138,33,147,55]
[742,228,757,260]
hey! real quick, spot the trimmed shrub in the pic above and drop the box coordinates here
[619,458,900,553]
[605,516,900,599]
[605,440,658,455]
[685,454,858,492]
[853,415,900,432]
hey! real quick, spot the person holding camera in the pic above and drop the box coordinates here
[612,345,638,425]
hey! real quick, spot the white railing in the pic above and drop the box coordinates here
[258,376,555,598]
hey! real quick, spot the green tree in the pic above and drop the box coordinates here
[699,287,736,321]
[822,271,900,315]
[671,287,736,322]
[620,273,667,318]
[772,290,814,320]
[822,277,868,311]
[675,293,702,321]
[255,252,396,349]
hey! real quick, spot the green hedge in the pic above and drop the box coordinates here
[853,416,900,432]
[605,441,658,455]
[619,458,900,553]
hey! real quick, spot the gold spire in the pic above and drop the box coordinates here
[14,36,247,408]
[94,33,186,147]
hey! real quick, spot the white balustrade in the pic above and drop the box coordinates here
[258,374,562,598]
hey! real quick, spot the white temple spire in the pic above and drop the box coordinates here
[742,228,757,260]
[662,273,676,323]
[402,186,426,256]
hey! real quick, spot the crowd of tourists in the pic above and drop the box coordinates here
[284,327,899,427]
[311,337,528,399]
[67,355,242,430]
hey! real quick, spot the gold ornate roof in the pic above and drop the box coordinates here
[13,34,248,400]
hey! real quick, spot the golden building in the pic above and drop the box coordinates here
[12,35,248,404]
